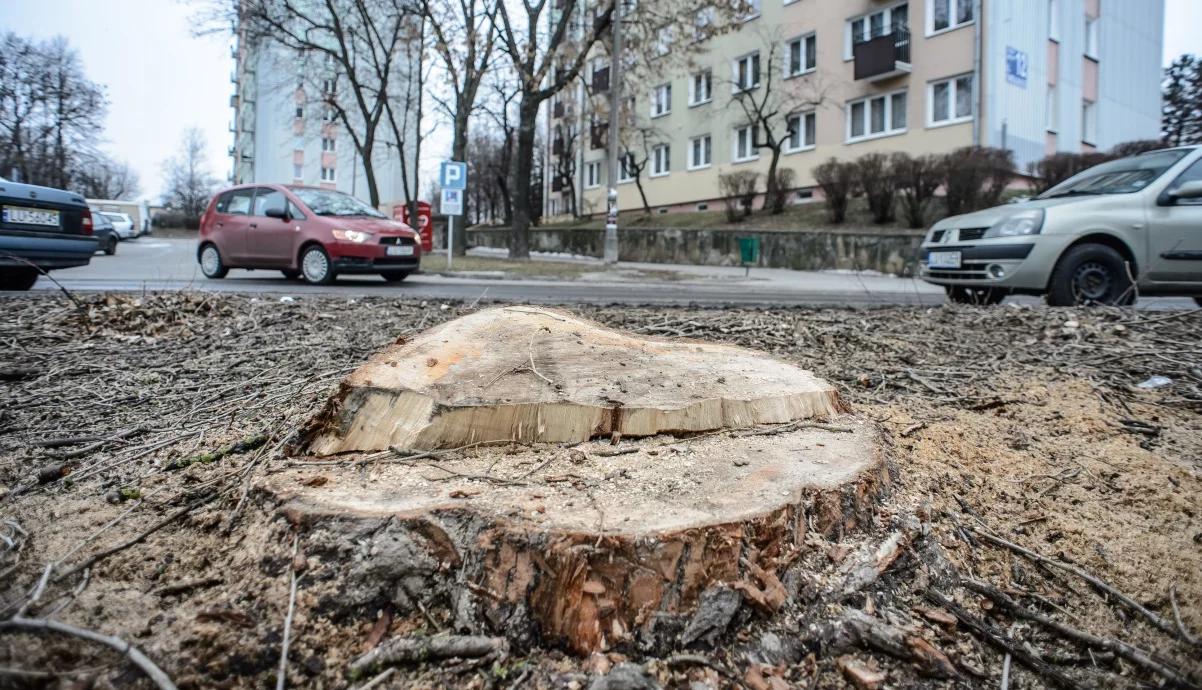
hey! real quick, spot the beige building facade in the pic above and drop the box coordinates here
[544,0,1164,219]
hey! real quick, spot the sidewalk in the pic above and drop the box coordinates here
[420,246,944,297]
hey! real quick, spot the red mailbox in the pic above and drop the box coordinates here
[393,201,433,252]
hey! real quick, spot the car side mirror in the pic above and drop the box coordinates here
[264,206,289,220]
[1168,180,1202,201]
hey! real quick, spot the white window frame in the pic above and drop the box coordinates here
[846,89,908,143]
[732,52,761,93]
[584,161,602,189]
[741,0,761,21]
[688,70,712,106]
[927,0,974,37]
[651,83,672,118]
[693,6,715,41]
[1048,0,1060,41]
[618,153,636,183]
[1082,100,1098,145]
[650,144,671,177]
[688,134,713,170]
[1046,84,1059,133]
[1084,16,1099,59]
[320,166,336,182]
[732,124,760,163]
[845,3,908,60]
[785,33,816,77]
[321,136,336,152]
[784,111,816,153]
[293,163,303,180]
[654,25,673,57]
[927,73,974,127]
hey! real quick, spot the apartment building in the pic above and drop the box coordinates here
[229,22,419,208]
[544,0,1164,218]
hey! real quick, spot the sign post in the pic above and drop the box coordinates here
[439,161,467,270]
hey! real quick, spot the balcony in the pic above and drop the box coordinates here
[853,26,911,82]
[229,94,238,108]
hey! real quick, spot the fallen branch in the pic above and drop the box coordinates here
[349,635,507,676]
[0,615,177,690]
[276,534,301,690]
[967,526,1199,648]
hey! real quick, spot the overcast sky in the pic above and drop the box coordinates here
[0,0,1198,202]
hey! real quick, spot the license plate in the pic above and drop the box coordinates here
[2,206,60,228]
[928,251,961,269]
[386,245,414,256]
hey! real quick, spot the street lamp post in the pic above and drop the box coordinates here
[603,0,623,264]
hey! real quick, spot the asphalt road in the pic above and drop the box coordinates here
[9,236,1198,309]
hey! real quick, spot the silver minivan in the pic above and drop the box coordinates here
[920,146,1202,306]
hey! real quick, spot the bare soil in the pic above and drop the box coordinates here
[1,293,1200,689]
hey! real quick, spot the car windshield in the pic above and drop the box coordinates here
[101,213,126,221]
[290,188,385,218]
[1040,149,1191,198]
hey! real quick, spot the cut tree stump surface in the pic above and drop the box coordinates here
[296,306,844,454]
[270,307,887,654]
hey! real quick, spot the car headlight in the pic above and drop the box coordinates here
[332,229,372,243]
[983,209,1044,238]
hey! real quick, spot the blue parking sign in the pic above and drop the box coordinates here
[1006,47,1028,88]
[439,161,467,190]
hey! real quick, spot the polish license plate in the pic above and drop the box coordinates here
[927,251,962,269]
[386,245,414,256]
[2,206,60,228]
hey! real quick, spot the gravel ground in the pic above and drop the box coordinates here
[0,293,1199,689]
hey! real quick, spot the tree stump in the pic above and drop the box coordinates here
[268,307,889,654]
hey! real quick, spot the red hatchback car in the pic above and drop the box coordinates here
[197,184,421,284]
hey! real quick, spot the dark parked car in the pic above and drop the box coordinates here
[198,184,421,285]
[92,212,118,255]
[0,177,98,290]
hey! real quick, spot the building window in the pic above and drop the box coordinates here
[689,70,712,105]
[295,106,303,119]
[785,112,816,152]
[733,124,759,162]
[929,74,973,125]
[929,0,973,35]
[733,52,761,92]
[293,164,303,179]
[741,0,761,20]
[651,83,672,117]
[688,135,712,169]
[1084,16,1099,59]
[1082,100,1097,145]
[787,34,816,76]
[1048,0,1060,41]
[847,90,907,141]
[651,144,671,176]
[323,107,335,122]
[694,6,716,40]
[322,136,336,152]
[584,161,602,189]
[847,4,908,59]
[1046,84,1058,132]
[654,25,672,57]
[619,153,636,182]
[320,166,336,182]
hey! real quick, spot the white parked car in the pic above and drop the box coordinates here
[100,211,136,239]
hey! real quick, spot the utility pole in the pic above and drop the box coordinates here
[603,0,623,264]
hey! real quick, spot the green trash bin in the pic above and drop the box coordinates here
[736,236,760,275]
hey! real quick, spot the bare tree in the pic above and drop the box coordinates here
[75,154,140,200]
[421,0,496,254]
[161,128,218,222]
[724,31,827,214]
[0,33,107,189]
[616,123,663,216]
[235,0,421,207]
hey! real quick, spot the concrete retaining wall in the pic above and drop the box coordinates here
[465,227,926,276]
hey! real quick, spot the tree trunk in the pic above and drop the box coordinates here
[634,175,652,215]
[507,99,539,259]
[767,148,784,215]
[451,110,470,256]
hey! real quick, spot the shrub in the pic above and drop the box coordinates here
[891,152,941,229]
[855,153,896,224]
[152,211,200,230]
[813,158,857,224]
[1109,139,1165,157]
[718,171,759,222]
[767,167,796,214]
[941,147,1014,216]
[1027,151,1110,194]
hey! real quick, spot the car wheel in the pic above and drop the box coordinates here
[380,271,410,283]
[945,285,1005,306]
[1194,297,1202,308]
[281,269,301,280]
[0,268,40,291]
[300,245,336,285]
[199,244,229,279]
[1047,244,1135,307]
[104,236,118,255]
